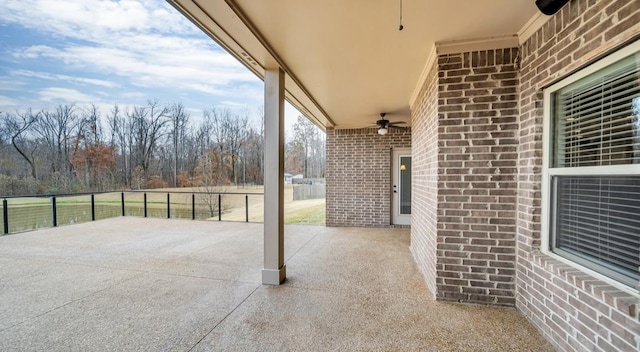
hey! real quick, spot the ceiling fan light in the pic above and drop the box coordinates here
[378,127,388,135]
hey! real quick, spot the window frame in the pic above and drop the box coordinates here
[541,40,640,295]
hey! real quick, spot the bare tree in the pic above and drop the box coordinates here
[168,103,190,187]
[226,110,248,185]
[2,110,38,179]
[128,100,169,182]
[33,105,84,190]
[205,107,249,185]
[242,107,264,185]
[194,149,228,216]
[288,116,325,178]
[0,100,279,194]
[206,107,229,181]
[108,104,133,186]
[72,105,116,190]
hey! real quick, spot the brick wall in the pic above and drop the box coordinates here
[326,128,411,227]
[410,60,438,297]
[411,49,520,305]
[516,1,640,351]
[435,48,520,305]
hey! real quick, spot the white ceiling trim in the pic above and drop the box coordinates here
[435,34,519,55]
[518,11,549,44]
[408,45,437,110]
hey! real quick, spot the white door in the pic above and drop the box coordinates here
[392,149,411,225]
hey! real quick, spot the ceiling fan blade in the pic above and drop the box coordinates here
[388,121,406,125]
[354,124,379,129]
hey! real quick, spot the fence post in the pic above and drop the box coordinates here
[121,192,125,216]
[218,194,221,221]
[167,193,171,219]
[245,194,249,222]
[51,196,57,227]
[3,199,8,234]
[91,194,96,221]
[191,194,195,220]
[143,193,148,218]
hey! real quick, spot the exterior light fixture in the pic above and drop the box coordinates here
[536,0,570,15]
[378,127,388,135]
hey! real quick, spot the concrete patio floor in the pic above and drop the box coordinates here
[0,217,554,351]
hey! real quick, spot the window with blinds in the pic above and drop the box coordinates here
[547,45,640,288]
[552,176,639,286]
[552,54,640,168]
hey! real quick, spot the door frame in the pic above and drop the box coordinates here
[391,148,411,226]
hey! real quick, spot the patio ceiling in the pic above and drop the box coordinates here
[168,0,541,130]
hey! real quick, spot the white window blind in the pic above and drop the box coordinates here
[549,49,640,288]
[552,176,640,286]
[553,56,640,168]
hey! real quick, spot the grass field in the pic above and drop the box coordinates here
[1,185,325,234]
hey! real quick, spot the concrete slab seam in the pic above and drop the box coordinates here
[0,272,145,333]
[284,227,323,264]
[187,284,262,352]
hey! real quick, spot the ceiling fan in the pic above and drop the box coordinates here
[372,113,407,135]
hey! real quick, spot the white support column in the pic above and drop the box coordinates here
[262,67,286,285]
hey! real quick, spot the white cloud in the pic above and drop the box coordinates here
[12,70,118,88]
[11,45,63,61]
[21,43,255,95]
[39,87,98,103]
[1,0,196,39]
[220,101,250,109]
[121,91,147,100]
[0,95,19,108]
[1,0,259,100]
[0,78,26,91]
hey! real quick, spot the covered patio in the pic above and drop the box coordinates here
[160,1,640,350]
[0,218,552,351]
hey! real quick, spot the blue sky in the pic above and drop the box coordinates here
[0,0,300,129]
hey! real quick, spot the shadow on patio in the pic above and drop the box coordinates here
[0,217,553,351]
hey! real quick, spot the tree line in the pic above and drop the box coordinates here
[0,101,325,196]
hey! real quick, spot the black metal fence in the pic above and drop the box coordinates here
[1,190,263,235]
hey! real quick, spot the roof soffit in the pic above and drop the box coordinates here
[170,0,540,129]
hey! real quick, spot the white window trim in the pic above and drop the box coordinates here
[541,40,640,296]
